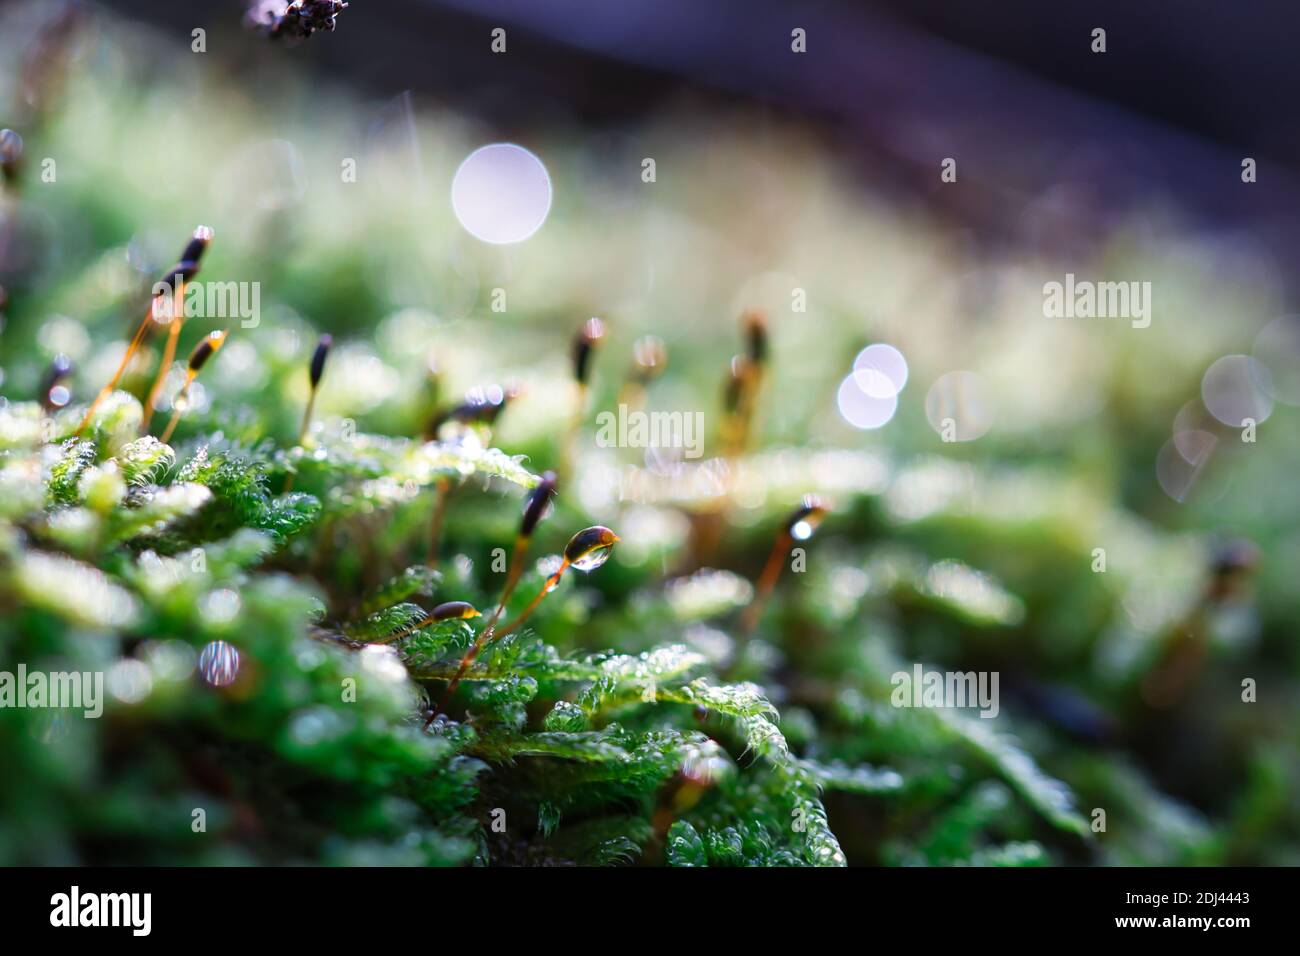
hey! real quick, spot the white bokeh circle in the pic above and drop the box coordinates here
[852,343,909,399]
[451,143,552,244]
[925,371,993,441]
[1200,354,1273,427]
[837,373,898,429]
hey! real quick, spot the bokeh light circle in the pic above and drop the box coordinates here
[925,371,993,441]
[836,373,898,429]
[1156,438,1206,502]
[852,343,909,399]
[451,143,552,244]
[1200,354,1273,427]
[1251,317,1300,406]
[1171,401,1220,464]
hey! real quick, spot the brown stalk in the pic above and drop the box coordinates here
[141,298,184,433]
[427,473,559,724]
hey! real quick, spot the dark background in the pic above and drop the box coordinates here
[93,0,1300,249]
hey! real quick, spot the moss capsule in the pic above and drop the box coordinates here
[787,495,829,541]
[632,335,667,384]
[520,472,558,538]
[187,330,227,373]
[743,310,768,367]
[430,601,481,621]
[0,128,23,182]
[309,333,332,388]
[572,317,605,385]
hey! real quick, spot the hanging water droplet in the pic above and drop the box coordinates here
[564,526,620,572]
[571,544,614,572]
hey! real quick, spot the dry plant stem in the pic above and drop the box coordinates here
[488,536,530,626]
[141,274,189,433]
[428,572,556,723]
[297,388,318,446]
[287,336,332,492]
[141,313,183,432]
[282,389,318,493]
[615,381,646,415]
[739,528,792,635]
[700,362,763,566]
[158,398,184,443]
[385,612,439,644]
[735,399,755,453]
[1141,598,1213,708]
[428,536,530,723]
[157,330,225,444]
[495,560,569,640]
[381,601,480,648]
[427,476,452,565]
[157,369,200,444]
[731,369,763,457]
[425,641,484,726]
[76,303,155,434]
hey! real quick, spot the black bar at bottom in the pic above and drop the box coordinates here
[0,865,1278,941]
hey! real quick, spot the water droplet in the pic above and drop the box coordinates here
[572,547,611,572]
[198,640,240,687]
[563,526,619,571]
